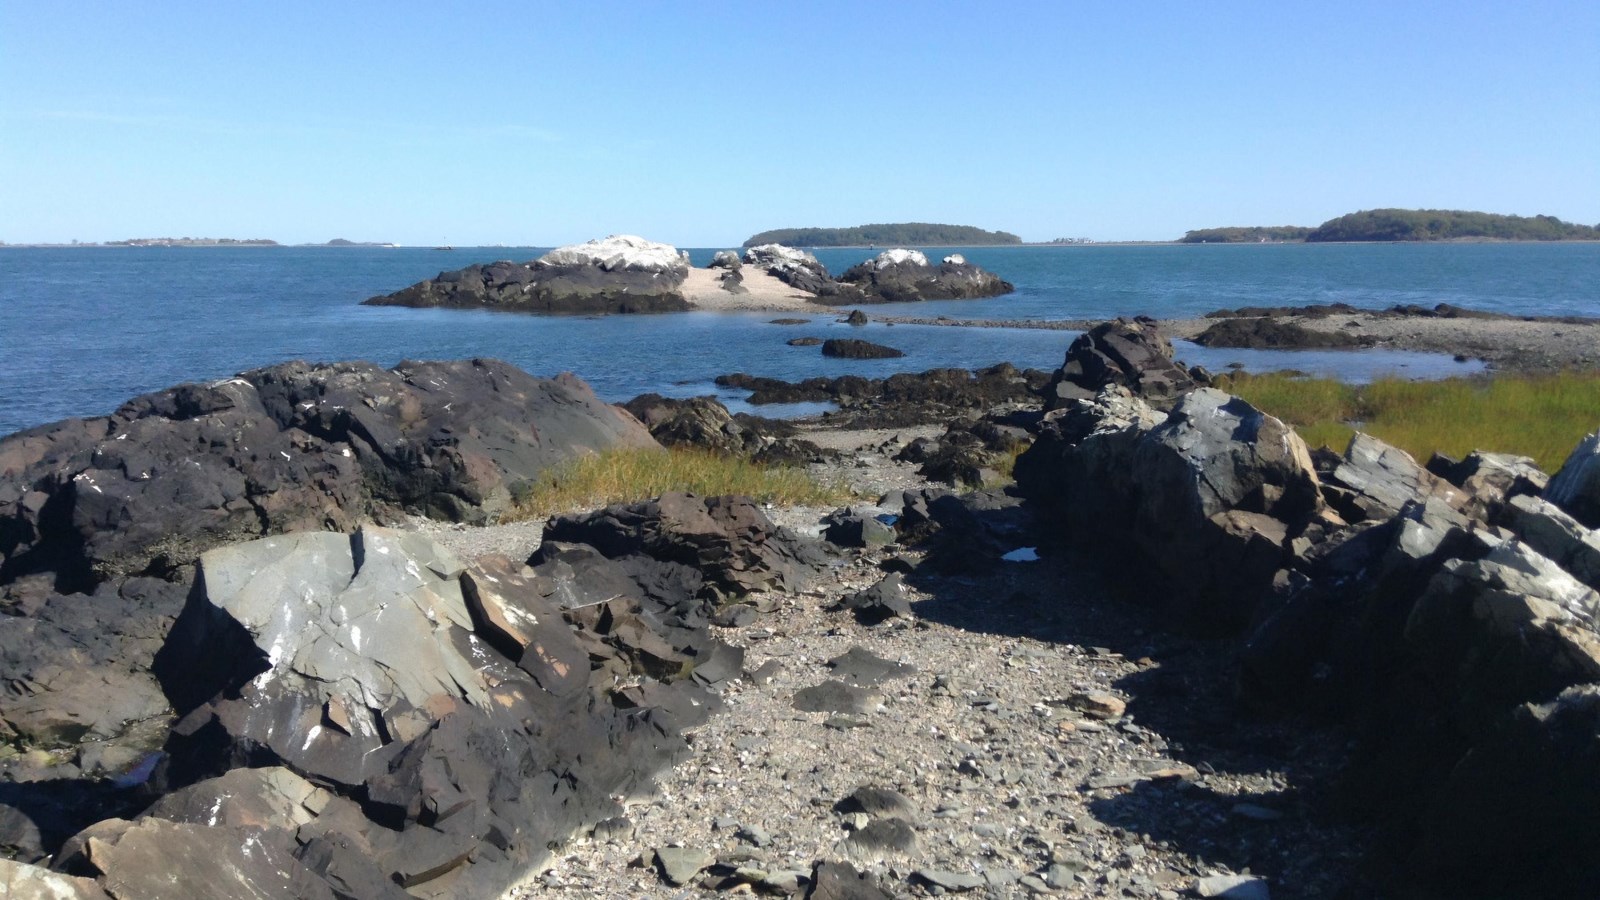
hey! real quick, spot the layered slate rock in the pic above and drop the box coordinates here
[836,249,1014,304]
[620,394,826,465]
[1044,317,1203,409]
[541,492,829,603]
[144,524,709,898]
[0,359,656,587]
[363,234,692,314]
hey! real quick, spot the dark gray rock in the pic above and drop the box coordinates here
[835,785,919,821]
[1045,317,1201,409]
[915,869,987,892]
[793,681,882,715]
[709,250,743,270]
[839,817,918,863]
[821,339,904,360]
[826,647,916,686]
[844,309,869,326]
[821,508,896,549]
[1546,431,1600,528]
[655,846,714,886]
[1194,318,1367,349]
[0,577,185,755]
[75,817,339,900]
[837,573,913,625]
[808,861,895,900]
[788,336,824,347]
[1410,683,1600,898]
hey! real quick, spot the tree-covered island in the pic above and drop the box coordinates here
[1181,209,1599,243]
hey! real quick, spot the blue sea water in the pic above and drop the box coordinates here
[3,243,1596,437]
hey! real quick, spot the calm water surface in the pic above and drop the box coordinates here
[4,243,1595,437]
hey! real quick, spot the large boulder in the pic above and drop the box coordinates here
[1546,431,1600,528]
[1045,317,1203,409]
[1017,387,1321,629]
[363,235,693,314]
[836,249,1013,303]
[0,359,657,588]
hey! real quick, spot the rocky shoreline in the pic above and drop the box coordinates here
[4,319,1600,897]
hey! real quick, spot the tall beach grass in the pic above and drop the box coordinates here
[1216,371,1600,473]
[508,447,855,519]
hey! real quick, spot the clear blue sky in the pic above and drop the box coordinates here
[3,1,1596,246]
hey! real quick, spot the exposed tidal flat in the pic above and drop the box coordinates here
[6,242,1597,438]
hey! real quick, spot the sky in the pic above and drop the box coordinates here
[2,1,1597,246]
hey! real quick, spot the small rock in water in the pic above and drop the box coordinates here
[1001,546,1039,562]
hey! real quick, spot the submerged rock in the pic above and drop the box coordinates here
[822,339,905,360]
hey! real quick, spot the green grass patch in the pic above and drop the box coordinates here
[507,447,855,519]
[1216,371,1600,472]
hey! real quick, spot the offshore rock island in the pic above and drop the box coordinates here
[362,235,1015,315]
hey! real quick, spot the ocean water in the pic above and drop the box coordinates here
[3,243,1595,437]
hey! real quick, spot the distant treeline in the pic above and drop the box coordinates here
[1180,226,1312,243]
[1306,209,1599,242]
[742,223,1022,248]
[1182,209,1600,243]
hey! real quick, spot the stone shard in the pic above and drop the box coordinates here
[83,818,338,900]
[1545,431,1600,528]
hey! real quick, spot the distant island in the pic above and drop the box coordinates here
[1182,209,1600,243]
[321,238,396,247]
[105,237,279,247]
[1179,226,1313,244]
[742,223,1022,248]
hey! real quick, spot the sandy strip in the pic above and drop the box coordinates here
[681,266,823,313]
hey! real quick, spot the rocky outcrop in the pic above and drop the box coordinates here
[0,359,656,589]
[821,339,905,360]
[2,497,813,898]
[1044,317,1204,409]
[742,244,842,297]
[620,394,828,466]
[363,235,693,314]
[708,250,742,270]
[1192,317,1369,349]
[836,249,1014,304]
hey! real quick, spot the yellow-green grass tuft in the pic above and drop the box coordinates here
[1219,371,1600,473]
[507,447,855,519]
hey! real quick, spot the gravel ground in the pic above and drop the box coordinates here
[396,426,1377,899]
